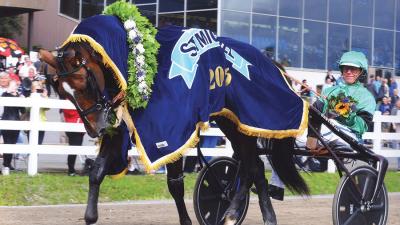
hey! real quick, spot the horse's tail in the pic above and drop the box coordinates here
[270,138,310,195]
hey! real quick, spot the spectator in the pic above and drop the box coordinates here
[299,79,311,100]
[0,71,10,96]
[390,99,400,171]
[378,96,392,115]
[389,77,398,98]
[1,80,26,171]
[18,57,37,80]
[366,75,377,98]
[381,78,390,98]
[62,108,85,176]
[7,67,20,84]
[322,77,334,92]
[391,89,399,107]
[325,70,336,85]
[28,68,36,81]
[373,75,382,98]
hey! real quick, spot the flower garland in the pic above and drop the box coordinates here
[103,1,159,109]
[327,92,358,118]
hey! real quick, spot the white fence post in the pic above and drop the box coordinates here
[372,111,382,152]
[27,93,40,176]
[327,159,336,173]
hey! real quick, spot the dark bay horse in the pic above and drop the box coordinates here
[39,19,309,225]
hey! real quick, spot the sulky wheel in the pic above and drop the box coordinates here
[333,166,388,225]
[193,157,249,225]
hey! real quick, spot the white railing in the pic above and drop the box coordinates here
[362,111,400,157]
[1,94,399,175]
[0,94,232,175]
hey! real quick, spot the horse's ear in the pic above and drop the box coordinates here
[39,49,58,69]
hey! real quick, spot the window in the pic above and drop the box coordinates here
[396,33,400,71]
[252,0,278,15]
[304,0,327,21]
[158,13,184,27]
[159,0,184,13]
[137,4,156,25]
[107,0,119,5]
[279,0,303,18]
[132,0,156,3]
[221,10,250,43]
[222,0,251,12]
[82,0,104,19]
[187,0,217,10]
[186,11,217,33]
[352,0,373,27]
[373,29,394,67]
[60,0,80,20]
[329,0,350,24]
[351,26,372,64]
[374,0,395,30]
[397,2,400,31]
[327,24,350,70]
[278,18,301,67]
[252,14,276,59]
[303,21,326,69]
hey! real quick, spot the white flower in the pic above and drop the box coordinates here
[137,55,145,65]
[138,76,145,82]
[124,20,136,30]
[139,82,147,90]
[128,29,138,40]
[138,85,144,93]
[137,54,145,62]
[136,43,145,54]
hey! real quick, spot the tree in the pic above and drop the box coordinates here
[0,16,23,39]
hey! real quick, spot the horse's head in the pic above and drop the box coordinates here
[40,43,111,138]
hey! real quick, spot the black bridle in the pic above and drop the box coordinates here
[55,46,113,125]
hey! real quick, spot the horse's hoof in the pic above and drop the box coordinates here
[224,215,237,225]
[265,221,277,225]
[180,218,192,225]
[84,212,98,225]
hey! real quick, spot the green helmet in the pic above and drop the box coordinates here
[338,51,368,73]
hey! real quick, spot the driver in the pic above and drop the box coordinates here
[268,51,376,201]
[306,50,376,150]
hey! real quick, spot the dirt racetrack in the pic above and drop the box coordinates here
[0,194,399,225]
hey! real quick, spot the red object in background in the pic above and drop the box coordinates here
[0,37,25,57]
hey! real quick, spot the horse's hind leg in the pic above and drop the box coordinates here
[253,156,277,225]
[213,116,252,225]
[166,158,192,225]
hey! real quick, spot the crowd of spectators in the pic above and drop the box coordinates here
[0,55,51,173]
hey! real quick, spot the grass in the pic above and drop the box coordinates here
[0,171,399,206]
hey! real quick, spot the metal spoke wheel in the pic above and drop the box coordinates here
[333,166,388,225]
[193,157,249,225]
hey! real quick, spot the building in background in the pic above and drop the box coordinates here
[5,0,400,87]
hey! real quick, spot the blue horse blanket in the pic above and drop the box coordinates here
[62,15,308,174]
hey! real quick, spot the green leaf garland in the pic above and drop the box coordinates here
[103,1,160,109]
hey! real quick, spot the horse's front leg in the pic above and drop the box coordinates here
[166,158,192,225]
[253,157,277,225]
[84,155,108,225]
[84,130,119,225]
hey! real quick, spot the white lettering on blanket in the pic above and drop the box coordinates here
[156,141,169,149]
[169,28,252,89]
